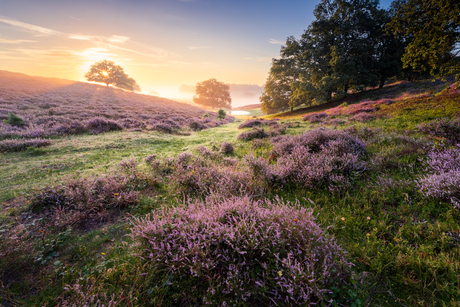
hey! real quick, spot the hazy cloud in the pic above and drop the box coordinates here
[268,38,284,45]
[0,17,60,36]
[107,35,130,44]
[0,38,36,44]
[69,35,94,40]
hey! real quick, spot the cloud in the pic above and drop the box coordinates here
[107,35,130,44]
[0,38,36,44]
[0,17,60,36]
[69,35,94,40]
[187,46,213,50]
[269,38,284,45]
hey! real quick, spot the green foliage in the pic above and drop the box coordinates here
[387,0,460,80]
[260,0,405,114]
[84,60,140,91]
[3,112,24,126]
[217,109,226,120]
[193,78,232,109]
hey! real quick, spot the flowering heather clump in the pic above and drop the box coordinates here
[238,119,264,129]
[220,141,234,154]
[272,128,365,157]
[0,138,51,152]
[302,112,328,123]
[130,196,356,306]
[188,120,206,131]
[416,118,460,145]
[85,117,122,134]
[29,175,139,229]
[237,128,268,141]
[417,147,460,200]
[271,128,366,192]
[350,112,376,122]
[150,122,173,133]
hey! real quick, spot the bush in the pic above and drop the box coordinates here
[218,109,226,120]
[237,128,268,141]
[3,112,24,126]
[188,120,205,131]
[417,118,460,145]
[0,138,52,152]
[302,112,328,123]
[86,117,122,134]
[271,128,367,192]
[417,148,460,200]
[29,174,139,229]
[238,119,263,129]
[130,196,356,306]
[220,141,234,154]
[350,112,376,122]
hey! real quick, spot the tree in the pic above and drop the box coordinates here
[260,0,403,114]
[387,0,460,80]
[193,78,232,109]
[84,60,140,91]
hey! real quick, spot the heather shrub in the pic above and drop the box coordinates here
[29,175,139,229]
[417,148,460,201]
[3,111,24,126]
[272,128,365,157]
[238,119,263,129]
[189,120,205,131]
[220,141,234,154]
[271,129,366,192]
[130,196,357,306]
[350,112,376,122]
[86,117,122,134]
[237,128,268,141]
[416,118,460,145]
[0,138,52,152]
[150,122,172,133]
[302,112,328,123]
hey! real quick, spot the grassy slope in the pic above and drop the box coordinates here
[1,74,460,306]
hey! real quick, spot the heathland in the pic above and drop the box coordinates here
[1,71,460,306]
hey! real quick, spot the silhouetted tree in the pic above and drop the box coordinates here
[84,60,140,91]
[193,79,232,109]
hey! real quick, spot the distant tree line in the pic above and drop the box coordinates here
[261,0,460,114]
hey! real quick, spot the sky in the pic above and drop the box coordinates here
[0,0,393,106]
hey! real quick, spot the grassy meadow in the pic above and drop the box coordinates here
[1,73,460,306]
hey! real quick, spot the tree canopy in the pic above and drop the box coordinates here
[193,78,232,109]
[84,60,140,92]
[261,0,405,114]
[387,0,460,80]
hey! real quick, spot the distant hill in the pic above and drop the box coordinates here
[0,71,233,140]
[233,104,261,110]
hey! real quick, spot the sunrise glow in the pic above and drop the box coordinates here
[0,0,393,106]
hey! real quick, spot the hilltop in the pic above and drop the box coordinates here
[0,70,232,142]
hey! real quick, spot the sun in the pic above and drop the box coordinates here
[102,71,108,76]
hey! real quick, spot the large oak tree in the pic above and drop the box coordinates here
[193,78,232,109]
[85,60,140,92]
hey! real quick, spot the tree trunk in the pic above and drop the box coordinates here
[344,80,350,97]
[379,76,386,89]
[290,106,293,112]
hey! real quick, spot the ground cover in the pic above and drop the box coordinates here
[1,75,460,306]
